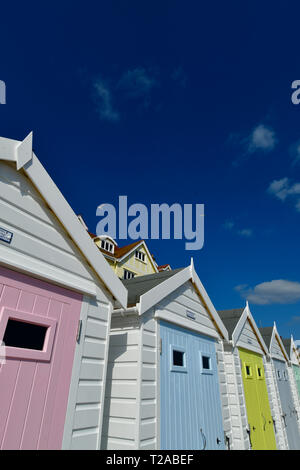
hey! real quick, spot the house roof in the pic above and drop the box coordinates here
[157,264,171,271]
[259,324,289,362]
[89,234,159,272]
[218,304,269,354]
[217,308,244,338]
[113,240,142,259]
[122,268,184,306]
[89,233,141,258]
[259,327,274,349]
[282,337,291,358]
[0,133,128,307]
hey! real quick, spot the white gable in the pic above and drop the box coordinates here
[0,135,127,306]
[235,318,265,354]
[154,280,222,340]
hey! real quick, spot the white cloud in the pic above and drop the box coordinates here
[247,124,277,153]
[267,177,290,201]
[93,79,120,122]
[289,140,300,166]
[223,220,235,230]
[267,177,300,211]
[231,124,277,166]
[236,279,300,305]
[237,228,253,237]
[116,67,158,106]
[223,220,253,237]
[92,67,159,121]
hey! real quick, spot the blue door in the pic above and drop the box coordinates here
[160,321,225,450]
[273,359,300,450]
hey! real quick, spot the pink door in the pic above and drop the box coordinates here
[0,265,82,450]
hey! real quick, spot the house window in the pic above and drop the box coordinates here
[245,364,252,378]
[256,366,263,379]
[200,352,213,374]
[101,239,114,253]
[123,269,136,280]
[173,350,184,367]
[202,355,211,370]
[170,345,187,373]
[3,319,48,351]
[135,250,146,263]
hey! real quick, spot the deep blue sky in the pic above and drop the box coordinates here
[1,1,300,340]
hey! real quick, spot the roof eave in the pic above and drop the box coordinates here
[0,134,128,308]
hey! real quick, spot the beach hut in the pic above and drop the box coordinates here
[218,304,283,450]
[282,336,300,403]
[260,326,300,450]
[0,133,127,450]
[101,261,230,450]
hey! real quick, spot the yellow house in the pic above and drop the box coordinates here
[88,234,169,279]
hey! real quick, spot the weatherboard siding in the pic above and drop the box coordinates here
[155,281,219,339]
[270,337,286,362]
[0,161,96,292]
[139,311,158,449]
[222,346,249,449]
[287,366,300,431]
[0,161,114,450]
[102,314,140,449]
[265,359,287,450]
[215,341,232,448]
[236,319,262,354]
[63,290,112,449]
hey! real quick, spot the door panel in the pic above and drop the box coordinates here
[0,266,82,450]
[273,359,300,450]
[160,321,225,450]
[239,348,276,450]
[293,365,300,399]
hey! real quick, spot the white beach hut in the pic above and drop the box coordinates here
[101,261,231,450]
[0,133,127,450]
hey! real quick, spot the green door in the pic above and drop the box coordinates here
[239,348,277,450]
[292,364,300,398]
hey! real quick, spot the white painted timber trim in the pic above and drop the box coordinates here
[154,309,219,339]
[139,264,228,340]
[0,245,97,296]
[271,323,289,363]
[190,263,228,340]
[232,303,269,356]
[139,267,191,315]
[0,135,127,307]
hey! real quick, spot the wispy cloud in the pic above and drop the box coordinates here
[171,66,188,88]
[93,79,120,123]
[92,67,159,121]
[287,316,300,326]
[289,140,300,166]
[231,124,277,166]
[223,220,253,237]
[267,177,300,212]
[235,279,300,305]
[237,228,253,237]
[247,124,277,153]
[116,67,158,104]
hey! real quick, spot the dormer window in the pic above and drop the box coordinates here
[135,250,146,263]
[100,239,114,254]
[123,269,136,280]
